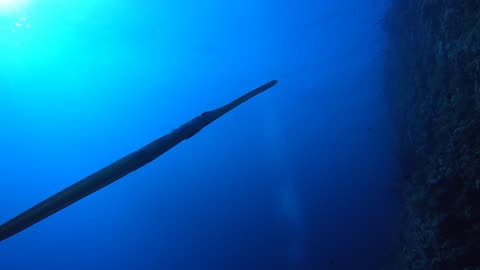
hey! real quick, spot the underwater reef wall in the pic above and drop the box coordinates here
[383,0,480,269]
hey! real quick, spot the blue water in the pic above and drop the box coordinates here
[0,0,399,269]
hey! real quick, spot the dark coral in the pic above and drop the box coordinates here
[383,0,480,269]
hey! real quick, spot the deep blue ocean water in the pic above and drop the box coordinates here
[1,1,399,269]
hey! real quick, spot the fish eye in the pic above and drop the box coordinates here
[201,112,207,117]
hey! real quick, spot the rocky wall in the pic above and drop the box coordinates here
[383,0,480,269]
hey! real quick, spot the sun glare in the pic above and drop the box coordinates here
[0,0,28,12]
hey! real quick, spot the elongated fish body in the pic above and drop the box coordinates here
[0,80,278,242]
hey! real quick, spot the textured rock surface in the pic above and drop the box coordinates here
[383,0,480,269]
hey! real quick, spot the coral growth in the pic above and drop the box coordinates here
[383,0,480,269]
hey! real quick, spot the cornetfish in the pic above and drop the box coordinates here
[0,80,278,241]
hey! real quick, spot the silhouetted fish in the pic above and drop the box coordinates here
[0,80,279,242]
